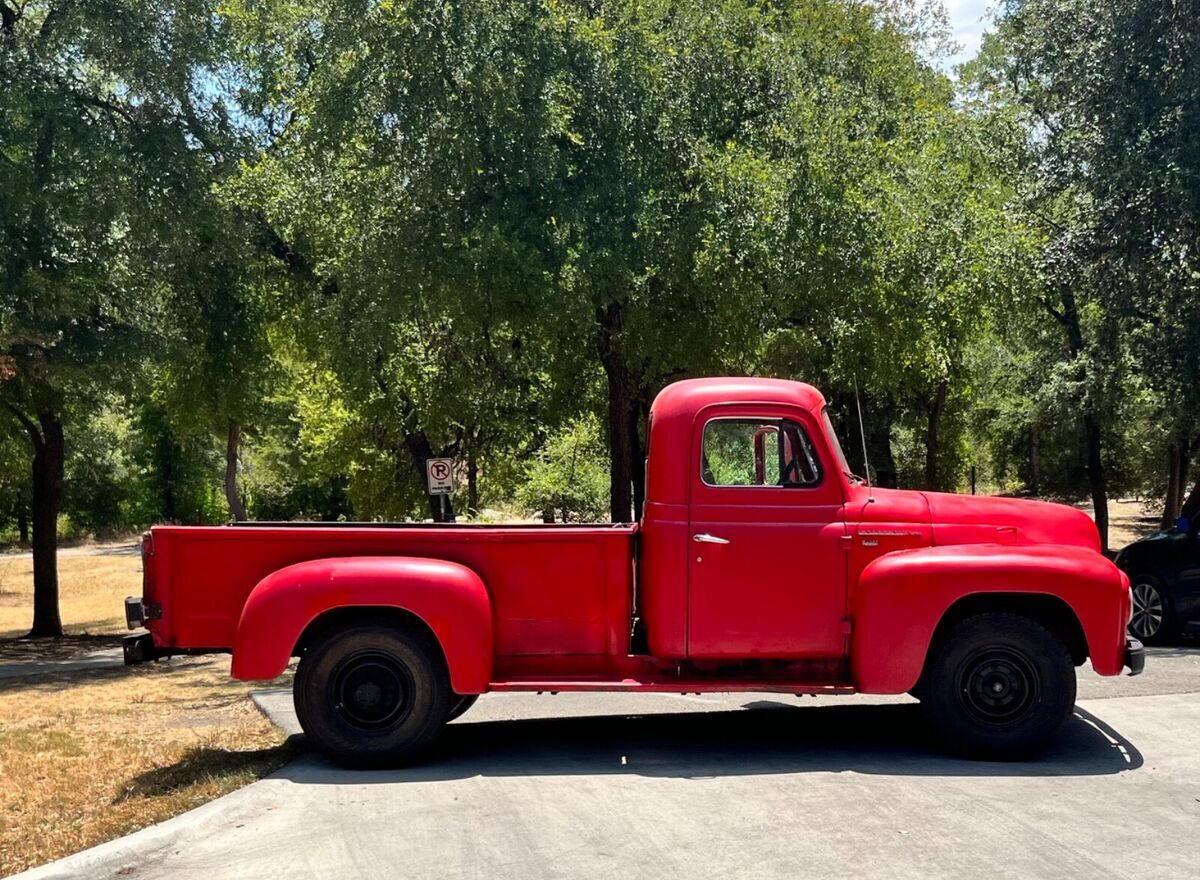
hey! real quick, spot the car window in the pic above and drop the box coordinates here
[700,418,822,487]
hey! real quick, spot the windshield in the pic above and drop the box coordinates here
[821,407,863,484]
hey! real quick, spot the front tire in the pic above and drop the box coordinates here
[294,623,451,767]
[923,613,1075,760]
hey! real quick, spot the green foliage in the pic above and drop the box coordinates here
[958,0,1200,533]
[517,415,609,523]
[0,0,1192,554]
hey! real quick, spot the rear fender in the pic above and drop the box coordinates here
[851,544,1130,693]
[231,556,493,693]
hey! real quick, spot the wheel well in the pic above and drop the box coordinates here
[928,593,1090,667]
[292,606,444,661]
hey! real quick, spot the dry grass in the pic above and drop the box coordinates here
[1075,498,1164,550]
[0,545,293,877]
[0,543,141,639]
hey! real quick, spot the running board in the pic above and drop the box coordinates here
[488,679,855,695]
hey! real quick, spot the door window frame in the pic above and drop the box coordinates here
[689,404,843,509]
[698,416,824,489]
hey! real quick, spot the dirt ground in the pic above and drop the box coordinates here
[0,545,292,877]
[1074,497,1164,551]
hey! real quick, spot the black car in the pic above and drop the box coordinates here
[1114,515,1200,644]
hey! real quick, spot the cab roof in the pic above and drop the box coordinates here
[650,377,827,421]
[645,378,830,507]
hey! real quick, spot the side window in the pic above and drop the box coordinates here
[700,418,822,487]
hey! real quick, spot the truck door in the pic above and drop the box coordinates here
[688,406,847,658]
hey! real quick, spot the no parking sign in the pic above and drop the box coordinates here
[425,458,454,495]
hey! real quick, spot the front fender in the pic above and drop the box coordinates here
[231,556,493,693]
[851,544,1130,694]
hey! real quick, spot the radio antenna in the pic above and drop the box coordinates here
[854,376,874,501]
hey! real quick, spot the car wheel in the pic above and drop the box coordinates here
[1129,577,1174,645]
[922,612,1076,760]
[294,623,451,767]
[447,694,479,721]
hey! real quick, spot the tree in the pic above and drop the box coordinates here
[152,220,277,523]
[0,0,231,634]
[517,414,609,523]
[222,0,1033,523]
[968,0,1200,546]
[226,0,607,520]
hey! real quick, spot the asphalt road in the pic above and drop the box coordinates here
[14,648,1200,880]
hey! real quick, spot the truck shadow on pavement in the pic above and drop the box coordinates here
[278,701,1142,784]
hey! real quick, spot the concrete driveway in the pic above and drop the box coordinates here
[15,649,1200,880]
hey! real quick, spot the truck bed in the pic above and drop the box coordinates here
[143,522,636,664]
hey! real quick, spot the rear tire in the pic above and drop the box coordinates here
[922,612,1075,760]
[294,623,451,767]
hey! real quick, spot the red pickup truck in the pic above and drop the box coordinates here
[125,378,1142,765]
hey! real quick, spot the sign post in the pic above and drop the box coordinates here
[425,458,455,523]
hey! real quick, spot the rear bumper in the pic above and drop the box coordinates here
[123,632,162,665]
[1125,636,1145,676]
[125,596,161,630]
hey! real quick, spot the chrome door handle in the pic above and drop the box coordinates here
[692,533,730,545]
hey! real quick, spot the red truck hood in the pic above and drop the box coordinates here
[922,491,1101,552]
[856,488,1101,553]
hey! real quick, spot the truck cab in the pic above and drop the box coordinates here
[128,377,1143,766]
[640,378,853,660]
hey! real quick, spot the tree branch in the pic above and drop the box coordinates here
[5,403,42,450]
[57,81,135,123]
[37,0,66,43]
[1042,298,1067,326]
[1,2,17,36]
[180,97,225,165]
[253,211,339,296]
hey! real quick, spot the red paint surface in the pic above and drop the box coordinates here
[852,544,1131,693]
[141,377,1134,694]
[232,557,494,692]
[683,400,846,658]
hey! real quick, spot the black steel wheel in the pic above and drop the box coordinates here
[922,612,1075,760]
[956,646,1040,725]
[295,623,451,767]
[329,650,415,732]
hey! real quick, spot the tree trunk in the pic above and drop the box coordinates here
[17,505,28,545]
[1029,424,1041,496]
[830,391,896,487]
[1058,286,1109,552]
[924,381,949,491]
[153,421,179,522]
[403,430,454,522]
[466,449,479,516]
[1162,438,1187,530]
[596,302,634,523]
[864,399,898,489]
[29,411,64,638]
[1084,413,1109,553]
[629,392,648,520]
[224,421,247,522]
[1180,436,1200,525]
